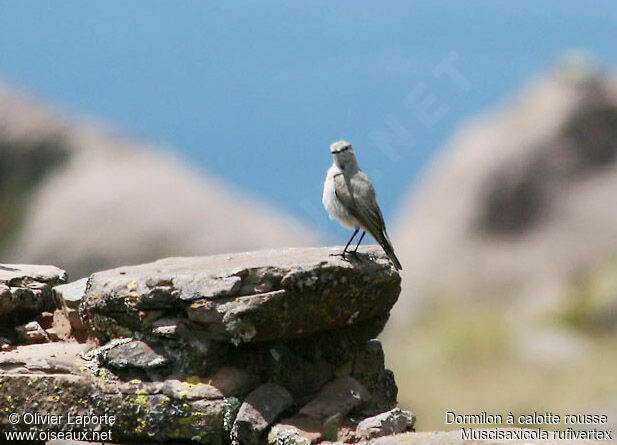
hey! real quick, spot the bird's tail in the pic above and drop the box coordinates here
[375,230,402,270]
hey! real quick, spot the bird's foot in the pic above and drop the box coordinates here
[329,252,344,257]
[330,250,353,262]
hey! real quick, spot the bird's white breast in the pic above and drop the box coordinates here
[322,165,361,229]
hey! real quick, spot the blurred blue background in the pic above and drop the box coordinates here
[2,1,616,239]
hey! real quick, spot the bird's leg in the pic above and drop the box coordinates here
[342,229,359,258]
[353,231,366,252]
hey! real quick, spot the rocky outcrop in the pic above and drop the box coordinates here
[0,81,317,280]
[0,246,414,444]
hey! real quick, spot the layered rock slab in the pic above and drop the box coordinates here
[0,344,249,445]
[1,246,405,444]
[80,246,400,346]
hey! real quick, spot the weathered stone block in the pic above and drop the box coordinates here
[80,246,400,345]
[231,383,293,445]
[356,408,416,439]
[15,321,49,344]
[53,277,88,340]
[0,264,66,326]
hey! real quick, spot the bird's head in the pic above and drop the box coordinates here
[329,140,358,170]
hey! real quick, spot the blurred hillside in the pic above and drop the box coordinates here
[385,61,617,430]
[0,82,318,279]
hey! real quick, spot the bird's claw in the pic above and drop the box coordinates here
[329,250,352,261]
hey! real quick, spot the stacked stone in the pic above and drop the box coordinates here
[0,264,67,348]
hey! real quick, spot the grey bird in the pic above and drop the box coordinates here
[322,140,402,270]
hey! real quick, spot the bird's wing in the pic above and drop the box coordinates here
[334,171,402,269]
[333,171,385,236]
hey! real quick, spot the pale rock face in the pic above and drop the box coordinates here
[0,82,318,279]
[392,65,617,315]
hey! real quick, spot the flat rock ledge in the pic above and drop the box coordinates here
[0,246,415,444]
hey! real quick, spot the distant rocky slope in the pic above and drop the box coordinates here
[385,62,617,430]
[0,246,416,444]
[0,82,317,279]
[394,63,617,313]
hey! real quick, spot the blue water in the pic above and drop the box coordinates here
[1,1,616,239]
